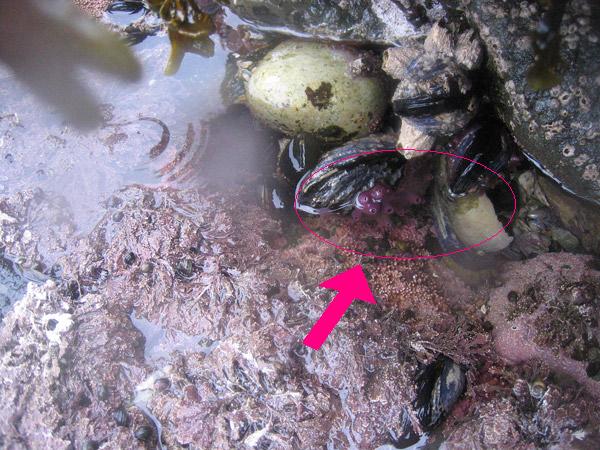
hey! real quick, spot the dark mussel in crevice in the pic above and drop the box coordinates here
[413,356,466,431]
[276,134,331,186]
[443,119,515,198]
[260,133,332,211]
[392,59,474,120]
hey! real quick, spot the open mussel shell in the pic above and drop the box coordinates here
[295,135,403,214]
[444,121,514,197]
[432,120,517,268]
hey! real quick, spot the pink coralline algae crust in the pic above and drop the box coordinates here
[1,181,600,448]
[489,253,600,399]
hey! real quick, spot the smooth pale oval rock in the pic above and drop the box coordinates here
[246,40,387,141]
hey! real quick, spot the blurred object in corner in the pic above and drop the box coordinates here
[0,0,141,130]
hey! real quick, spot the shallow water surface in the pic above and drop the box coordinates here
[0,24,228,233]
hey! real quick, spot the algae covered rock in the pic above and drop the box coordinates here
[488,252,600,399]
[246,40,387,141]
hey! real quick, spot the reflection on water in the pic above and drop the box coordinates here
[0,28,227,233]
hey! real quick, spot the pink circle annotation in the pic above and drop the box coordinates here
[293,148,517,262]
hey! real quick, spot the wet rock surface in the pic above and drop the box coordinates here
[1,181,599,448]
[221,0,445,45]
[1,1,600,448]
[0,254,28,319]
[0,188,78,272]
[463,0,600,204]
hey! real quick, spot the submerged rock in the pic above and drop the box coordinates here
[0,177,484,447]
[463,0,600,204]
[246,40,387,141]
[222,0,443,45]
[0,254,28,319]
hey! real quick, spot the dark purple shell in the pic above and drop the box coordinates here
[413,356,466,430]
[295,135,403,214]
[444,120,514,197]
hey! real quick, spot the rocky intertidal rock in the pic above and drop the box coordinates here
[221,0,446,45]
[463,0,600,204]
[489,252,600,399]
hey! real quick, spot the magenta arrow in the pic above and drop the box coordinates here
[303,265,376,350]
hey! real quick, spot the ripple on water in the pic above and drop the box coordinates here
[0,27,228,234]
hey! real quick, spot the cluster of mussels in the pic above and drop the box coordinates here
[106,0,600,267]
[249,23,595,269]
[219,9,600,435]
